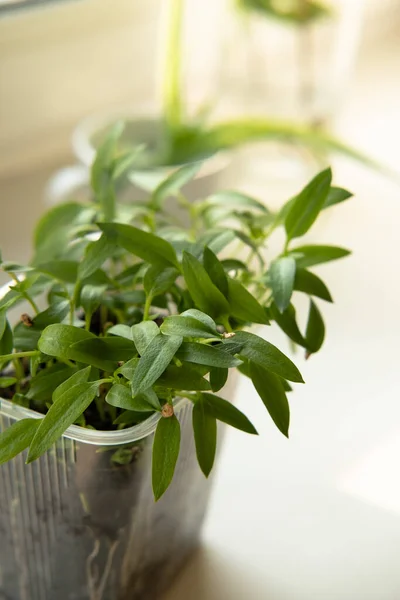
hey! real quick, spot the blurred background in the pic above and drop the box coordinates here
[1,0,400,597]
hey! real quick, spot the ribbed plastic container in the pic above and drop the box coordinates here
[0,397,213,600]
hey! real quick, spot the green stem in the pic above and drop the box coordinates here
[0,350,40,362]
[221,317,233,333]
[163,0,184,131]
[143,295,152,321]
[9,273,40,314]
[70,282,82,325]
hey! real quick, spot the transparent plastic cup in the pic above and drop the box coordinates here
[0,397,214,600]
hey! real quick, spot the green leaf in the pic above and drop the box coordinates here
[0,419,40,465]
[131,321,159,355]
[33,299,70,329]
[27,365,77,402]
[38,324,96,359]
[53,366,91,403]
[0,320,13,358]
[269,303,306,347]
[221,259,249,273]
[144,265,179,299]
[80,284,107,321]
[290,245,351,269]
[27,382,100,462]
[200,393,257,434]
[132,334,183,396]
[107,324,133,340]
[285,168,332,240]
[0,310,6,339]
[13,322,41,352]
[0,377,17,388]
[227,278,269,324]
[305,300,325,354]
[323,186,353,210]
[203,247,229,296]
[177,342,242,368]
[78,235,117,281]
[152,162,201,208]
[161,315,221,340]
[180,309,219,333]
[115,357,140,379]
[204,190,269,213]
[192,400,217,477]
[106,384,160,412]
[294,269,333,302]
[113,410,153,425]
[99,222,178,268]
[269,257,296,313]
[152,414,181,500]
[234,331,303,383]
[156,364,211,391]
[182,252,230,320]
[69,336,137,371]
[35,261,79,283]
[209,367,228,392]
[250,363,290,437]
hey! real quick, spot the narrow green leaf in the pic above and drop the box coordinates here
[250,363,290,437]
[27,364,77,402]
[182,252,230,320]
[35,261,79,283]
[285,168,332,240]
[107,324,133,340]
[27,382,100,462]
[177,342,242,368]
[144,265,179,299]
[156,364,211,391]
[69,336,137,371]
[161,315,221,340]
[0,320,13,358]
[269,303,306,347]
[209,367,228,392]
[290,244,351,269]
[180,309,219,333]
[113,409,153,425]
[269,257,296,313]
[193,400,217,477]
[323,186,353,210]
[228,278,269,324]
[0,377,17,388]
[203,247,229,296]
[99,222,178,268]
[221,259,249,273]
[78,235,117,281]
[152,414,181,500]
[33,299,70,329]
[0,310,6,339]
[0,419,40,465]
[38,324,95,362]
[200,393,257,434]
[234,331,303,383]
[204,190,269,213]
[152,162,201,208]
[53,366,91,403]
[115,357,140,379]
[294,269,333,302]
[131,321,159,355]
[106,384,160,412]
[132,334,183,395]
[305,300,325,354]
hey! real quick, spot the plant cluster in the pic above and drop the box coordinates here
[0,127,352,499]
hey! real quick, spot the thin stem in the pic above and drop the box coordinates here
[13,358,24,393]
[70,282,82,326]
[162,0,184,131]
[9,273,40,314]
[143,295,152,321]
[0,350,40,362]
[221,317,233,333]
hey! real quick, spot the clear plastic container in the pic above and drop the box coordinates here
[0,397,213,600]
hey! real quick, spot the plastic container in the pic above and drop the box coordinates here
[0,397,213,600]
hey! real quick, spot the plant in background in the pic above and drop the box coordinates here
[0,129,352,499]
[236,0,331,25]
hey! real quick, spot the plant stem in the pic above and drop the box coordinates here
[162,0,184,131]
[0,350,40,362]
[221,317,233,333]
[9,273,39,314]
[143,295,152,321]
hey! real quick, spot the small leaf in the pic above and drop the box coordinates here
[180,309,219,333]
[0,320,13,358]
[269,257,296,313]
[221,259,249,273]
[69,336,137,371]
[132,334,183,395]
[200,393,257,434]
[203,247,229,296]
[234,331,303,383]
[152,414,181,500]
[99,222,178,268]
[269,303,306,347]
[0,310,6,339]
[305,300,325,354]
[27,364,77,402]
[227,278,269,324]
[250,363,290,437]
[290,244,351,269]
[35,261,79,283]
[285,168,332,240]
[115,357,140,379]
[209,367,228,392]
[131,321,159,355]
[106,384,160,412]
[323,186,353,210]
[177,342,242,368]
[0,377,17,388]
[156,364,211,391]
[294,269,333,302]
[182,252,230,320]
[28,382,100,462]
[107,324,133,340]
[53,366,91,403]
[113,410,153,425]
[161,315,221,340]
[193,400,217,477]
[204,190,269,213]
[144,265,179,299]
[33,299,70,329]
[0,419,40,465]
[152,162,201,208]
[78,235,117,281]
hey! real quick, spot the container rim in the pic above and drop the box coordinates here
[0,281,188,446]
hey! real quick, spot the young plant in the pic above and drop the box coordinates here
[0,133,352,499]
